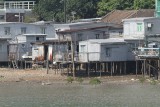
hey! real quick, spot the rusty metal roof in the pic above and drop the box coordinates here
[101,9,155,25]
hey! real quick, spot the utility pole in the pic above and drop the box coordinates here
[71,35,75,78]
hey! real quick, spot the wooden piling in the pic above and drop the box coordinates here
[136,60,138,77]
[124,62,126,75]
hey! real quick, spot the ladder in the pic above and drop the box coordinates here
[12,60,18,69]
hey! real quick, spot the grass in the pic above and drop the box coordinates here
[139,77,146,83]
[150,79,158,85]
[66,76,74,83]
[76,77,83,84]
[89,78,101,85]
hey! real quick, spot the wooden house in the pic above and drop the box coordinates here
[78,38,129,62]
[0,21,55,62]
[31,40,70,64]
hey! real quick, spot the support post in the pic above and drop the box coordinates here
[111,62,113,76]
[71,35,75,78]
[136,60,138,77]
[46,51,49,74]
[124,62,126,75]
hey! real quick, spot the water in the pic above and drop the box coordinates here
[0,82,160,107]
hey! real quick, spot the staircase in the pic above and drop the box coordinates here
[12,60,18,69]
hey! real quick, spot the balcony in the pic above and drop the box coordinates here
[138,47,160,58]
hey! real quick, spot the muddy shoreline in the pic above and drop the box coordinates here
[0,68,151,85]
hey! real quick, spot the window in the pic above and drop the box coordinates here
[0,44,2,51]
[78,34,83,41]
[81,45,86,52]
[21,27,26,34]
[137,23,143,32]
[4,27,10,35]
[105,48,110,57]
[36,37,39,41]
[41,27,46,34]
[96,34,100,39]
[147,23,153,31]
[0,15,4,20]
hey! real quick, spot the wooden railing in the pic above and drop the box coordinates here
[138,47,160,58]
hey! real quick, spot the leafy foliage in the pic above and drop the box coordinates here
[133,0,155,10]
[76,77,84,84]
[66,76,74,83]
[33,0,155,22]
[89,78,101,85]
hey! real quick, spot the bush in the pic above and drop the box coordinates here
[89,78,101,85]
[150,79,157,85]
[67,76,74,83]
[139,77,146,83]
[76,77,83,84]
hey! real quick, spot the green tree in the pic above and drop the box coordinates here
[66,0,99,20]
[33,0,99,22]
[97,0,134,16]
[33,0,63,22]
[133,0,155,9]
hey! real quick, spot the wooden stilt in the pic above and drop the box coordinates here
[104,62,107,72]
[149,60,151,77]
[144,60,146,77]
[120,62,122,75]
[111,62,113,76]
[107,62,109,72]
[25,61,26,69]
[115,62,118,75]
[100,62,102,77]
[136,60,138,77]
[158,59,160,80]
[141,61,144,76]
[86,63,88,75]
[46,55,49,74]
[88,62,90,77]
[124,62,126,75]
[113,62,115,74]
[95,62,97,74]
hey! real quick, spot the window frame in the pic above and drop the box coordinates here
[105,48,110,57]
[96,34,100,39]
[137,23,143,32]
[41,27,46,34]
[4,27,10,35]
[21,27,26,34]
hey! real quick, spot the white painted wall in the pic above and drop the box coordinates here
[32,44,44,61]
[79,40,128,62]
[0,22,56,40]
[123,21,145,38]
[123,18,160,39]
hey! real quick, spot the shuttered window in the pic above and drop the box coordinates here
[137,23,142,32]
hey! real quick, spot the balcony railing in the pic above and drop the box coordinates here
[138,47,160,58]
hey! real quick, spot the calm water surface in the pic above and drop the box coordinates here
[0,82,160,107]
